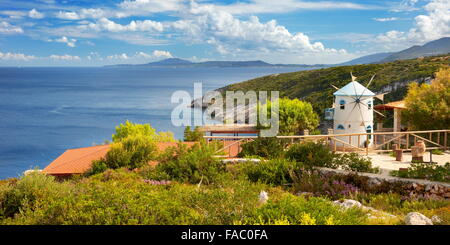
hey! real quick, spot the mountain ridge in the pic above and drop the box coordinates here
[380,37,450,62]
[340,37,450,65]
[105,58,329,68]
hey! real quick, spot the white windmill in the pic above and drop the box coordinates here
[330,73,386,148]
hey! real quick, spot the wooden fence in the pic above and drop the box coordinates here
[205,129,450,157]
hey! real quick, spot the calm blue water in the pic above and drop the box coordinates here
[0,66,307,179]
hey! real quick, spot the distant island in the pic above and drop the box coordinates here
[105,58,329,68]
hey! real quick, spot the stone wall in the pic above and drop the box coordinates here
[317,167,450,200]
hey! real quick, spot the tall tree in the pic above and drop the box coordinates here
[403,68,450,130]
[259,98,320,135]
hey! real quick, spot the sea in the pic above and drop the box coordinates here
[0,66,310,179]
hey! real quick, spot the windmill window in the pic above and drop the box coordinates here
[366,126,372,139]
[339,100,346,110]
[368,101,372,109]
[337,124,345,130]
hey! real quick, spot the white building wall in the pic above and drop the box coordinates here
[333,95,374,148]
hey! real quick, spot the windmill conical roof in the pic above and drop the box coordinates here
[333,81,375,97]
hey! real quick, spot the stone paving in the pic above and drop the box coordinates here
[367,151,450,174]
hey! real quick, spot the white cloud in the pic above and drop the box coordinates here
[107,53,130,60]
[50,36,77,47]
[0,51,36,61]
[28,9,44,19]
[0,10,27,19]
[117,0,183,15]
[172,3,344,57]
[152,50,172,58]
[78,1,354,63]
[391,0,420,12]
[0,21,23,34]
[50,54,81,60]
[135,51,152,59]
[86,51,101,61]
[375,0,450,50]
[56,8,115,20]
[108,50,172,60]
[212,0,375,15]
[50,0,374,22]
[374,17,399,22]
[78,8,109,19]
[56,11,80,20]
[84,18,164,32]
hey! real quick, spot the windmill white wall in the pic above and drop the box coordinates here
[333,81,375,148]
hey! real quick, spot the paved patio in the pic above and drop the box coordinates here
[367,151,450,175]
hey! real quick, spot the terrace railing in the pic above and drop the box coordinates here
[204,129,450,157]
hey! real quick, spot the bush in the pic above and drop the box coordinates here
[239,159,300,186]
[291,170,360,199]
[0,170,266,225]
[183,126,204,142]
[237,137,287,159]
[112,120,175,143]
[244,193,367,225]
[290,170,424,199]
[259,98,320,135]
[334,153,379,173]
[391,163,450,183]
[103,134,158,169]
[154,142,226,184]
[285,142,378,173]
[285,141,336,168]
[0,172,70,220]
[1,168,446,225]
[403,67,450,130]
[85,160,108,176]
[357,193,449,221]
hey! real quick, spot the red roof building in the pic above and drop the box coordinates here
[43,142,196,176]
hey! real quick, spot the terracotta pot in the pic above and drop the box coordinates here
[411,146,424,158]
[415,140,426,155]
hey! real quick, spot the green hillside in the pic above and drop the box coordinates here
[219,55,450,117]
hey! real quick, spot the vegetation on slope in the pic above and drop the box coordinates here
[219,55,450,117]
[1,122,448,225]
[403,67,450,130]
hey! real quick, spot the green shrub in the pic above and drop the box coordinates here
[431,149,444,155]
[258,98,320,135]
[0,172,70,219]
[104,134,158,169]
[285,142,378,173]
[155,142,226,184]
[245,193,367,225]
[334,153,379,173]
[112,120,175,142]
[0,170,266,225]
[391,163,450,183]
[357,193,449,219]
[237,137,287,159]
[291,170,360,199]
[1,168,446,225]
[85,160,108,176]
[183,126,204,142]
[239,159,300,186]
[285,141,335,168]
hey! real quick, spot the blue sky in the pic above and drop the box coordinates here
[0,0,448,66]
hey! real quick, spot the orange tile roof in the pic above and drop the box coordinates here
[374,100,406,110]
[43,142,197,176]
